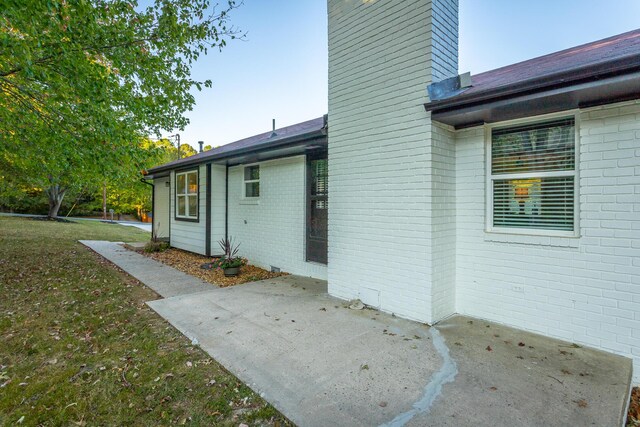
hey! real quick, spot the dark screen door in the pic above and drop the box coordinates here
[306,153,328,264]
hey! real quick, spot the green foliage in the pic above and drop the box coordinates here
[105,177,151,217]
[210,256,247,269]
[144,240,170,253]
[212,237,246,269]
[95,139,200,217]
[180,144,198,158]
[148,138,198,164]
[0,0,239,216]
[0,137,196,217]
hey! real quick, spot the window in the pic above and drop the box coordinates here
[306,155,328,264]
[488,117,577,235]
[244,165,260,198]
[176,170,198,219]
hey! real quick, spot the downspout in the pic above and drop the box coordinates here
[225,164,229,241]
[168,175,171,244]
[205,164,212,256]
[140,178,154,235]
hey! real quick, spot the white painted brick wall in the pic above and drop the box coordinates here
[454,101,640,383]
[227,156,327,279]
[430,121,456,320]
[327,0,458,323]
[431,0,459,81]
[169,165,207,254]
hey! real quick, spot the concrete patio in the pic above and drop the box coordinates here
[82,241,633,426]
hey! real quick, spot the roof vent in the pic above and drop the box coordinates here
[427,72,472,102]
[270,119,277,138]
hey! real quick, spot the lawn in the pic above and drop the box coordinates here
[0,217,291,426]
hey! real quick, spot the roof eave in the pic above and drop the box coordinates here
[424,55,640,115]
[143,172,170,180]
[147,128,326,174]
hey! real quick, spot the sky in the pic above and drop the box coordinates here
[174,0,640,150]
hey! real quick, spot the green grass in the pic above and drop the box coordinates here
[0,217,291,426]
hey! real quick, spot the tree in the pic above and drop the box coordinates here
[179,144,198,158]
[0,0,239,217]
[100,138,193,219]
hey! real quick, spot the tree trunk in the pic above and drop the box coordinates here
[102,183,107,219]
[46,184,66,219]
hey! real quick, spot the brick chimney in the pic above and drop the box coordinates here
[327,0,459,323]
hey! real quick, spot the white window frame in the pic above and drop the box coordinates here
[243,164,260,199]
[175,170,199,220]
[485,112,580,238]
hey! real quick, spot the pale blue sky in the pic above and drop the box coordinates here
[175,0,640,150]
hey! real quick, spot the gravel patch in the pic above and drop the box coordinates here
[140,248,286,287]
[629,387,639,426]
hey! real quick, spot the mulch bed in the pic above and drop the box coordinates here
[628,387,639,426]
[140,247,286,287]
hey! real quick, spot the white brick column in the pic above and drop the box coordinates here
[327,0,458,323]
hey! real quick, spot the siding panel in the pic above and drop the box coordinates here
[169,165,206,254]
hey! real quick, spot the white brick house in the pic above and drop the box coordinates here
[146,0,640,382]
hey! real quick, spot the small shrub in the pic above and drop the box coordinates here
[144,241,170,253]
[211,237,246,269]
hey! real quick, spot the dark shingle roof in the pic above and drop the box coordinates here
[427,28,640,113]
[148,116,326,174]
[426,28,640,127]
[463,28,640,97]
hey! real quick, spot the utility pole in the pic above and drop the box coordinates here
[162,133,181,160]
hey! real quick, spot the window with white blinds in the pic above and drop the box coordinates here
[488,117,577,234]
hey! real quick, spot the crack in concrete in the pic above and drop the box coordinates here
[379,327,458,427]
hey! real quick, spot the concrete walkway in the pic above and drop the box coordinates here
[107,221,152,232]
[147,278,632,427]
[432,316,632,427]
[149,276,444,426]
[84,240,633,427]
[80,240,212,297]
